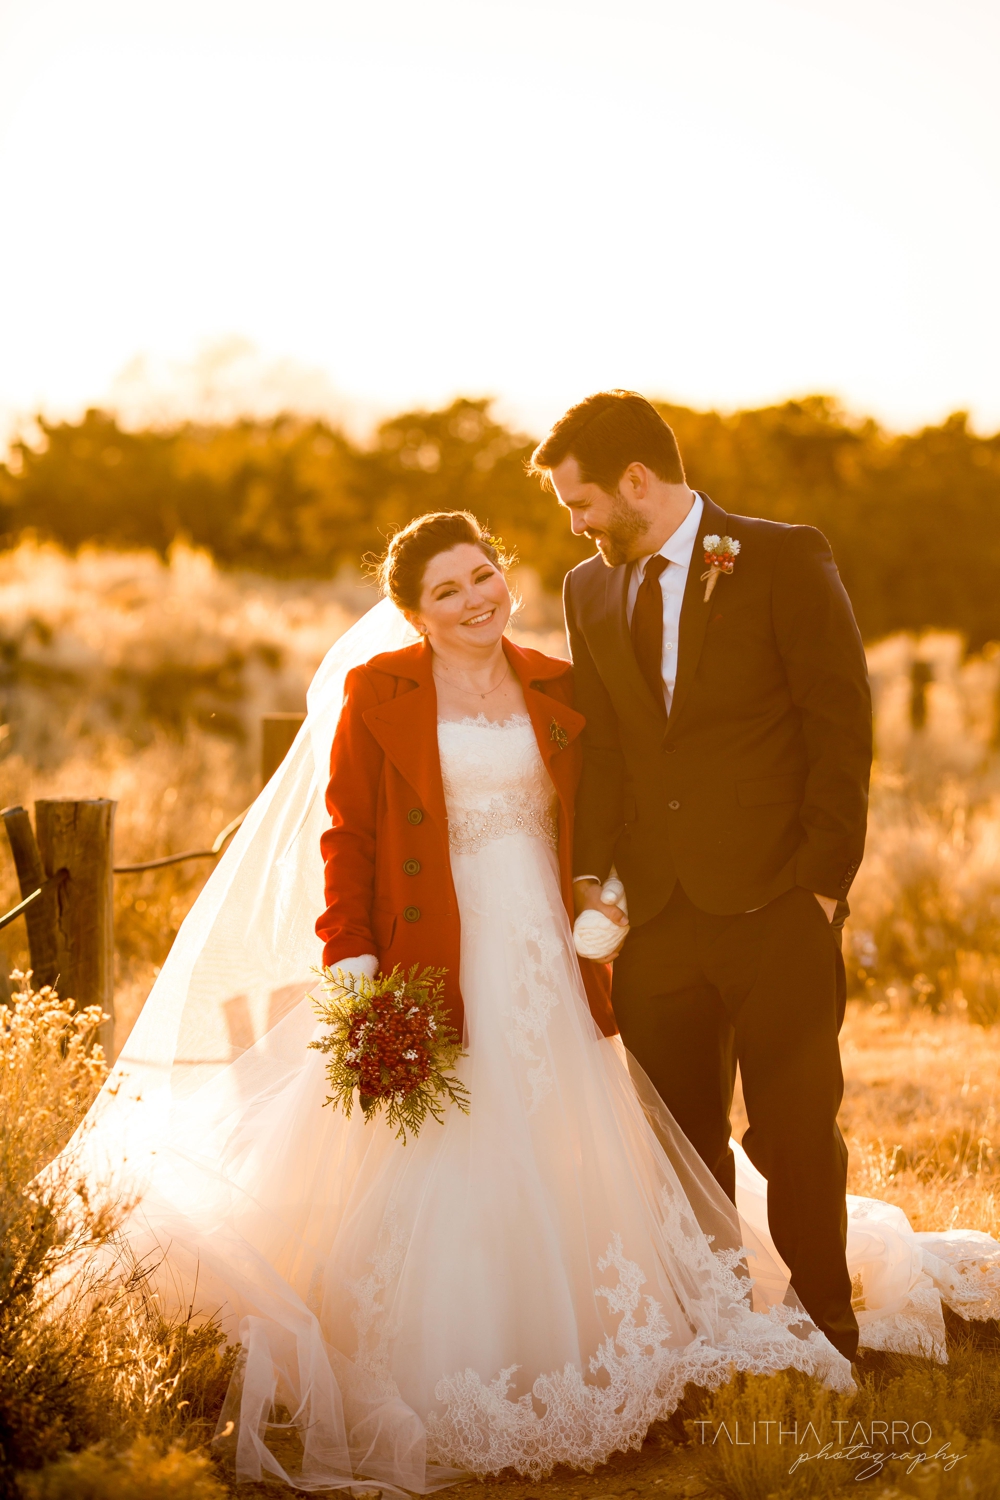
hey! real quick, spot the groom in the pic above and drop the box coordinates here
[530,391,872,1361]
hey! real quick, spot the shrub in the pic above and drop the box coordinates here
[0,976,234,1495]
[688,1350,1000,1498]
[18,1437,227,1500]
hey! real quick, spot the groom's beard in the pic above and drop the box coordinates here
[590,492,651,568]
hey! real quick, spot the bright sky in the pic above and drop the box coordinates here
[1,0,998,442]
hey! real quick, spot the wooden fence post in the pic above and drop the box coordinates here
[262,712,307,785]
[910,659,933,732]
[34,799,116,1055]
[1,805,60,988]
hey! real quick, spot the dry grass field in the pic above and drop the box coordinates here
[5,989,997,1498]
[3,542,1000,1496]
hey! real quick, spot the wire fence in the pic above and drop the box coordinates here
[112,809,248,874]
[0,713,306,1050]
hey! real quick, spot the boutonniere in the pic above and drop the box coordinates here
[549,718,569,751]
[700,534,741,602]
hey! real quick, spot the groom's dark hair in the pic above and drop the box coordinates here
[529,390,685,494]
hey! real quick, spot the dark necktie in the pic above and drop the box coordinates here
[630,554,669,709]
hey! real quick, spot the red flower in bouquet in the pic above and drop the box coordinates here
[309,964,469,1142]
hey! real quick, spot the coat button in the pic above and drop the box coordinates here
[403,906,421,923]
[668,800,680,810]
[663,744,676,754]
[403,859,421,876]
[407,808,424,825]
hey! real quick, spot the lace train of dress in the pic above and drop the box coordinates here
[71,715,1000,1491]
[733,1142,1000,1360]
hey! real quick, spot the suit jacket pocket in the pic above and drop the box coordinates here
[736,772,803,808]
[372,904,397,948]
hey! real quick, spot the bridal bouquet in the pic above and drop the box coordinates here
[309,964,470,1143]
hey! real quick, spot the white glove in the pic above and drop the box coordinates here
[311,956,379,1042]
[573,876,630,961]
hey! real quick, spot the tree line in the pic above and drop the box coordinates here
[1,394,998,645]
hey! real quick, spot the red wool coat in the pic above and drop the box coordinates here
[317,635,616,1041]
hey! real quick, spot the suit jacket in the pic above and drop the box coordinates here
[316,635,617,1040]
[564,493,873,926]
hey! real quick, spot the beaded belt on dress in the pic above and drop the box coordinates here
[447,794,558,855]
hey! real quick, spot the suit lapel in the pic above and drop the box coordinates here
[590,560,665,723]
[668,492,728,730]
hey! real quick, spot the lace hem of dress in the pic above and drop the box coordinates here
[852,1232,1000,1360]
[857,1283,947,1359]
[917,1232,1000,1323]
[425,1198,853,1479]
[448,793,558,856]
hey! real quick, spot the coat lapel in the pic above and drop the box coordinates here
[503,641,584,887]
[667,492,728,730]
[361,641,450,832]
[503,639,584,799]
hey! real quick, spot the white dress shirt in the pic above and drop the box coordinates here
[625,493,703,714]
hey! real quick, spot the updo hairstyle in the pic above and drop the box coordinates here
[375,511,512,614]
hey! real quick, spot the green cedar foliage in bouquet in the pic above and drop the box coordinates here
[309,964,470,1143]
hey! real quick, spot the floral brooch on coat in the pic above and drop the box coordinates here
[701,534,741,602]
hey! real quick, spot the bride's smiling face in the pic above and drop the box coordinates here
[409,544,512,652]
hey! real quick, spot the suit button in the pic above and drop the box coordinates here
[407,808,424,825]
[663,744,676,754]
[403,859,421,876]
[403,906,421,922]
[668,800,681,810]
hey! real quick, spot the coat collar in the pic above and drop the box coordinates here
[359,636,583,826]
[362,634,573,691]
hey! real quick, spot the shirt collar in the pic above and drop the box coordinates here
[637,492,704,577]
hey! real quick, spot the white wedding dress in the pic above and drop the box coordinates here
[74,713,846,1491]
[61,603,1000,1494]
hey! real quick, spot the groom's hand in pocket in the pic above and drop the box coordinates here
[812,892,837,922]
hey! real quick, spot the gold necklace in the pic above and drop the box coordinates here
[434,663,509,696]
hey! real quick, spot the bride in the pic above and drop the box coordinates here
[64,510,1000,1494]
